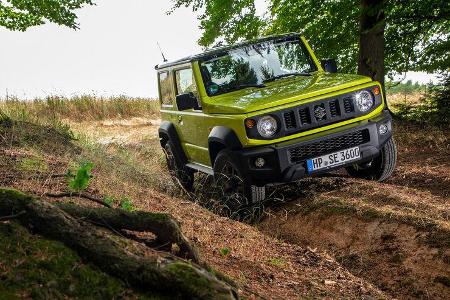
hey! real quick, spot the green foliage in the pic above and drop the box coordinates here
[103,196,115,207]
[386,80,426,94]
[119,197,134,212]
[0,0,95,31]
[219,247,230,257]
[172,0,450,75]
[171,0,264,47]
[68,162,94,192]
[393,74,450,125]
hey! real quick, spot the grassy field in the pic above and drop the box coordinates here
[0,93,449,299]
[0,95,159,122]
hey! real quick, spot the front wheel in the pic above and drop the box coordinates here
[346,137,397,182]
[213,150,265,210]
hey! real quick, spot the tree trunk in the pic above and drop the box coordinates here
[358,0,386,87]
[0,188,237,300]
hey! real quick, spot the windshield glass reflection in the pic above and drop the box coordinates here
[200,37,317,96]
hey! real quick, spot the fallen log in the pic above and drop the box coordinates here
[55,203,199,261]
[0,188,237,300]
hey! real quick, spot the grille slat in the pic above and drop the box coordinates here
[283,111,296,129]
[288,129,370,163]
[343,98,354,113]
[299,108,311,125]
[329,100,340,117]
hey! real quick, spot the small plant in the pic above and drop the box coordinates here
[268,258,285,268]
[68,162,94,192]
[119,198,134,212]
[219,247,230,257]
[103,196,115,207]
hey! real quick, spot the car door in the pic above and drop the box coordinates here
[173,65,210,166]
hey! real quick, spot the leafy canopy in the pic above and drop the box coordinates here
[0,0,95,31]
[171,0,450,76]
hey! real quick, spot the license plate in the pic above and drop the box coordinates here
[306,146,361,172]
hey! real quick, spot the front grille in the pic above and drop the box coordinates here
[281,95,357,134]
[288,129,370,163]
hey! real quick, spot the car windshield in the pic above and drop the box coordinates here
[199,37,317,96]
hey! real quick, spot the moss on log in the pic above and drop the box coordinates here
[55,203,199,262]
[0,188,237,300]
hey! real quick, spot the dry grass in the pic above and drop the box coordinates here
[387,91,424,108]
[0,95,159,123]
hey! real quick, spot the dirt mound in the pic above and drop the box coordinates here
[260,177,450,299]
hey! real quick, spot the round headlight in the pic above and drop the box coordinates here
[257,115,278,138]
[354,90,374,112]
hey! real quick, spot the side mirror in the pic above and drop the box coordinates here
[176,92,200,111]
[321,58,338,73]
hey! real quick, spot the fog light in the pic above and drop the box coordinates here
[255,157,266,168]
[379,124,388,135]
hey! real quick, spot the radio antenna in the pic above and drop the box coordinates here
[157,42,168,62]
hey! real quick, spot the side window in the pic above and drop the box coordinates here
[175,68,198,96]
[158,71,173,106]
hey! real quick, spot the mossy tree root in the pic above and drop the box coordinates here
[55,203,199,262]
[0,188,237,300]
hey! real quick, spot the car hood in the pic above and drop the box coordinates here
[204,72,373,114]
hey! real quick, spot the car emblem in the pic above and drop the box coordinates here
[314,105,326,120]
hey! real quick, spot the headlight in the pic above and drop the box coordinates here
[354,90,374,112]
[257,115,278,138]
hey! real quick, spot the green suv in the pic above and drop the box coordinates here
[157,33,397,203]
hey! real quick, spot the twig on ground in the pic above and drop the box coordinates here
[44,192,111,208]
[0,210,26,221]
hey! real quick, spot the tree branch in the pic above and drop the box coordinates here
[44,191,111,208]
[0,211,26,221]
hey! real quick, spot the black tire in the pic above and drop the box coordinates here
[164,141,194,191]
[213,150,265,210]
[346,137,397,181]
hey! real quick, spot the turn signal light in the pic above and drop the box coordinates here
[373,86,380,95]
[245,119,256,128]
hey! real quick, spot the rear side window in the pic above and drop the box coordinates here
[175,68,197,96]
[158,71,173,105]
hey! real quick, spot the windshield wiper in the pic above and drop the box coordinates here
[235,83,266,89]
[263,72,311,83]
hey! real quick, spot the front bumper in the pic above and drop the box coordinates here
[234,110,393,186]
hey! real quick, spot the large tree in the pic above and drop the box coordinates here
[0,0,95,31]
[171,0,449,85]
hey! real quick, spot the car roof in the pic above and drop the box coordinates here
[155,32,301,70]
